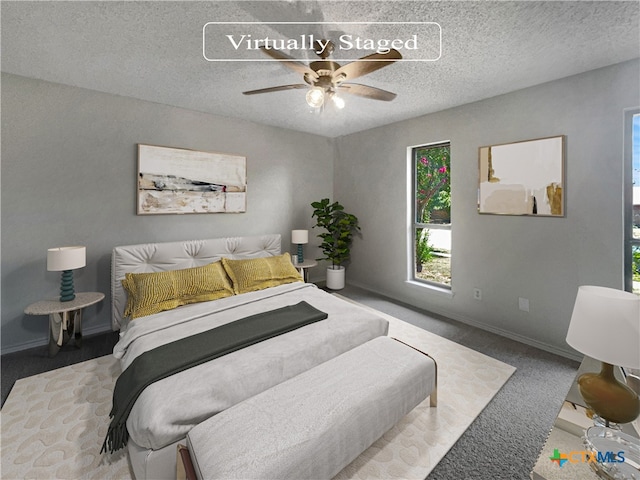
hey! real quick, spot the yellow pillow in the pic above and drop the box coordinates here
[221,253,303,295]
[122,261,234,319]
[122,274,136,318]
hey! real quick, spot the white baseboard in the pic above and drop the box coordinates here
[0,324,113,355]
[347,280,582,363]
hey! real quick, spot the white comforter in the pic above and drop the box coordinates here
[113,283,389,450]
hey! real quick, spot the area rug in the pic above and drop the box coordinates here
[1,299,515,480]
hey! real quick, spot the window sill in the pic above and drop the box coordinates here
[405,279,454,297]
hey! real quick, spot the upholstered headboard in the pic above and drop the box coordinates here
[111,234,281,330]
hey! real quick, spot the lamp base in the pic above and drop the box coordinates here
[590,414,624,430]
[59,270,76,302]
[297,244,304,264]
[578,362,640,425]
[583,426,640,479]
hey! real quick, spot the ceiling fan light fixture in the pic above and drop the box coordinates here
[244,40,401,110]
[306,86,325,108]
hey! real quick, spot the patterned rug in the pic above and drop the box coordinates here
[1,300,515,480]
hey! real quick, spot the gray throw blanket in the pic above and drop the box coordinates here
[101,301,328,454]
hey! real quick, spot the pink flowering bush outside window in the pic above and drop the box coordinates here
[413,143,451,287]
[415,145,450,223]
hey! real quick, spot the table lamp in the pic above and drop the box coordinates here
[566,285,640,426]
[291,230,308,264]
[47,246,86,302]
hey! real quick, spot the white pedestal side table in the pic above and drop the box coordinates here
[293,259,317,283]
[24,292,105,357]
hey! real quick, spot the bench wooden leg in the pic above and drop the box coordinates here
[177,444,196,480]
[391,337,438,407]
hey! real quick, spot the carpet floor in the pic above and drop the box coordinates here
[1,284,580,479]
[1,296,514,480]
[338,285,580,479]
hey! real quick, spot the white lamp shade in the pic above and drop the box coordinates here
[291,230,309,244]
[566,285,640,369]
[47,246,86,271]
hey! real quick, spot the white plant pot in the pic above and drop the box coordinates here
[326,266,345,290]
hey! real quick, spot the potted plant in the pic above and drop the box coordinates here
[311,198,360,290]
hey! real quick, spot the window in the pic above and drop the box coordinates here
[411,142,451,287]
[624,109,639,295]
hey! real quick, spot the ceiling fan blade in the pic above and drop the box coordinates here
[259,47,319,80]
[338,83,397,101]
[243,84,308,95]
[333,49,402,81]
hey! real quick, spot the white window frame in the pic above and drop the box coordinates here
[406,141,452,291]
[623,107,639,294]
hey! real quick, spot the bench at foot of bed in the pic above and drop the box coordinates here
[179,335,437,480]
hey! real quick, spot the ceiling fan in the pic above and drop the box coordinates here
[242,40,402,109]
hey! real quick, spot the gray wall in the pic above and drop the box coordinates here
[1,73,333,352]
[3,60,638,357]
[334,60,640,359]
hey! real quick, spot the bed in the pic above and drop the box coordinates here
[109,234,390,479]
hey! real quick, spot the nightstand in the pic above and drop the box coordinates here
[24,292,105,357]
[293,259,317,283]
[530,357,639,479]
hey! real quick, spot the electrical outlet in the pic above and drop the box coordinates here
[473,288,482,300]
[519,297,530,312]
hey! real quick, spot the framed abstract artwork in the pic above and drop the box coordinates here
[137,144,246,215]
[478,135,565,216]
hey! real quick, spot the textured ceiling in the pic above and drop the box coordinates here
[2,1,639,138]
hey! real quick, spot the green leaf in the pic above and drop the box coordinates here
[310,198,360,267]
